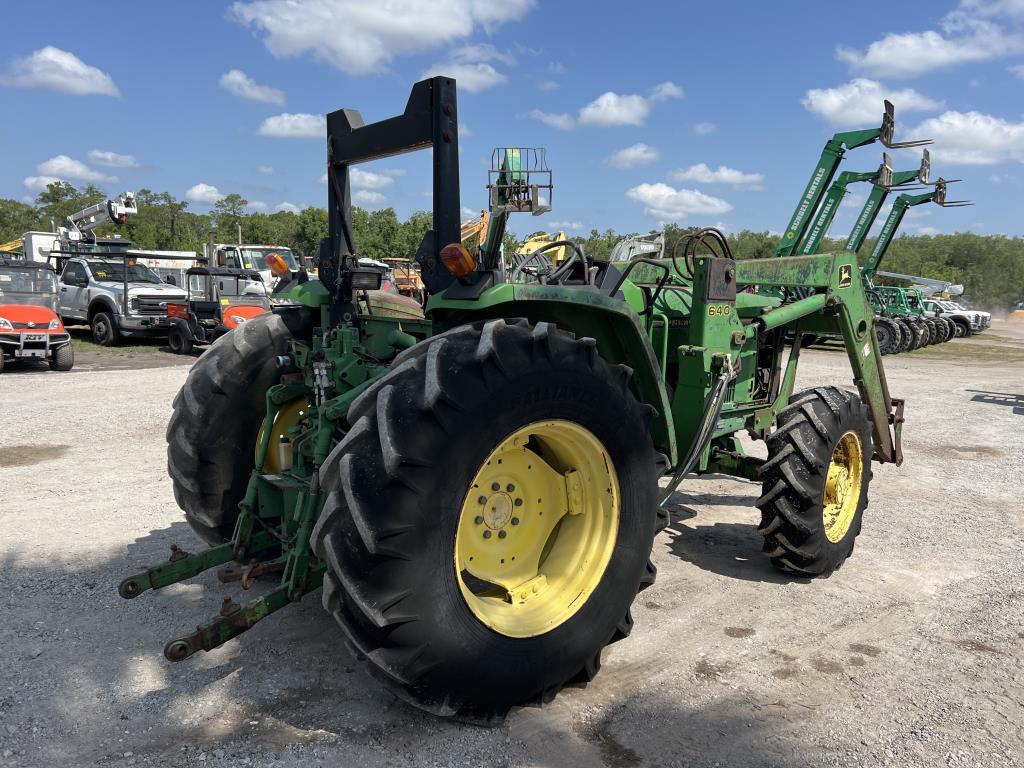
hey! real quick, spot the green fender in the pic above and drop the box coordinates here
[427,282,678,466]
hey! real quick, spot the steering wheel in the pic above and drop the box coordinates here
[531,240,589,285]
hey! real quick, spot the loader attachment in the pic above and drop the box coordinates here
[880,100,933,148]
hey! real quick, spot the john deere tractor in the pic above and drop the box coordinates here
[122,78,906,721]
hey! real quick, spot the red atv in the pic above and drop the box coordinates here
[0,258,74,373]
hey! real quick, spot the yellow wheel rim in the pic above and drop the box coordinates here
[822,430,863,544]
[256,398,309,473]
[454,420,620,638]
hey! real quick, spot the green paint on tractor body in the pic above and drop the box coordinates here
[121,79,910,690]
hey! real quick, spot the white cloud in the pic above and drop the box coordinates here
[0,46,119,96]
[669,163,765,189]
[422,61,506,92]
[258,113,323,138]
[248,201,269,212]
[606,143,659,168]
[185,183,224,204]
[694,122,716,135]
[530,81,684,131]
[353,189,386,208]
[802,79,943,127]
[231,0,533,76]
[351,168,396,189]
[626,182,732,223]
[528,109,575,130]
[422,43,514,92]
[908,110,1024,164]
[836,15,1024,78]
[459,121,472,137]
[87,150,139,169]
[538,80,559,91]
[320,173,328,185]
[579,82,683,127]
[23,176,62,194]
[914,226,942,236]
[219,69,285,104]
[37,155,117,183]
[548,61,566,74]
[1012,63,1024,78]
[276,201,301,213]
[547,219,585,231]
[256,164,275,174]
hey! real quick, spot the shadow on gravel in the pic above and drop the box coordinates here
[967,389,1024,416]
[0,517,824,768]
[662,510,806,585]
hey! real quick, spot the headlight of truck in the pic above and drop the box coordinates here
[49,318,60,329]
[0,317,12,330]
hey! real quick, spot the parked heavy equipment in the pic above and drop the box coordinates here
[121,78,906,721]
[862,179,970,349]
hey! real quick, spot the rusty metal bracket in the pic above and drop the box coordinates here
[888,397,905,466]
[217,559,286,590]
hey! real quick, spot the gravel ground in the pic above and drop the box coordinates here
[1,322,1022,768]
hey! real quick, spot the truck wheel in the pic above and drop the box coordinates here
[50,343,74,371]
[874,318,896,355]
[166,311,299,545]
[757,386,873,577]
[312,319,661,721]
[907,321,926,351]
[167,326,194,355]
[92,312,120,347]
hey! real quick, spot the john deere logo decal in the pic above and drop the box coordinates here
[838,265,853,289]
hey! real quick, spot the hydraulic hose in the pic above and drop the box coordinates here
[658,360,738,508]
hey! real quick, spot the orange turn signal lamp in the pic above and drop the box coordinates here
[264,252,291,277]
[440,242,476,277]
[166,303,189,319]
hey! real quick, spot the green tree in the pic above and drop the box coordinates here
[211,193,248,240]
[294,207,329,260]
[0,199,39,244]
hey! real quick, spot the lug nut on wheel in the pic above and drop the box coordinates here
[483,530,492,539]
[511,517,520,526]
[474,515,484,525]
[506,483,515,492]
[498,530,507,539]
[477,495,487,504]
[491,482,500,491]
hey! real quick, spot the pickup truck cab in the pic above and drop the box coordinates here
[923,299,992,337]
[58,253,188,346]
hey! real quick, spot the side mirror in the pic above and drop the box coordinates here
[76,278,89,288]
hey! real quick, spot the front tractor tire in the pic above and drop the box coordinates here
[756,386,873,578]
[873,318,898,355]
[166,311,299,544]
[312,319,662,721]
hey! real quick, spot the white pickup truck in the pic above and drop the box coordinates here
[57,249,188,346]
[923,299,992,337]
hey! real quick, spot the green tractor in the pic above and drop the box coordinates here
[122,78,906,721]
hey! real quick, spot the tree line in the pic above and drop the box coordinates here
[2,182,1021,310]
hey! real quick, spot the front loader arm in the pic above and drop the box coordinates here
[736,253,903,464]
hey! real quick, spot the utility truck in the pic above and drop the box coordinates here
[123,78,914,722]
[36,193,189,345]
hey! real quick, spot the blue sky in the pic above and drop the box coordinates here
[2,0,1022,240]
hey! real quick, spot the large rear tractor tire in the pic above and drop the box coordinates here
[312,318,662,721]
[756,386,873,578]
[166,310,308,545]
[50,343,74,371]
